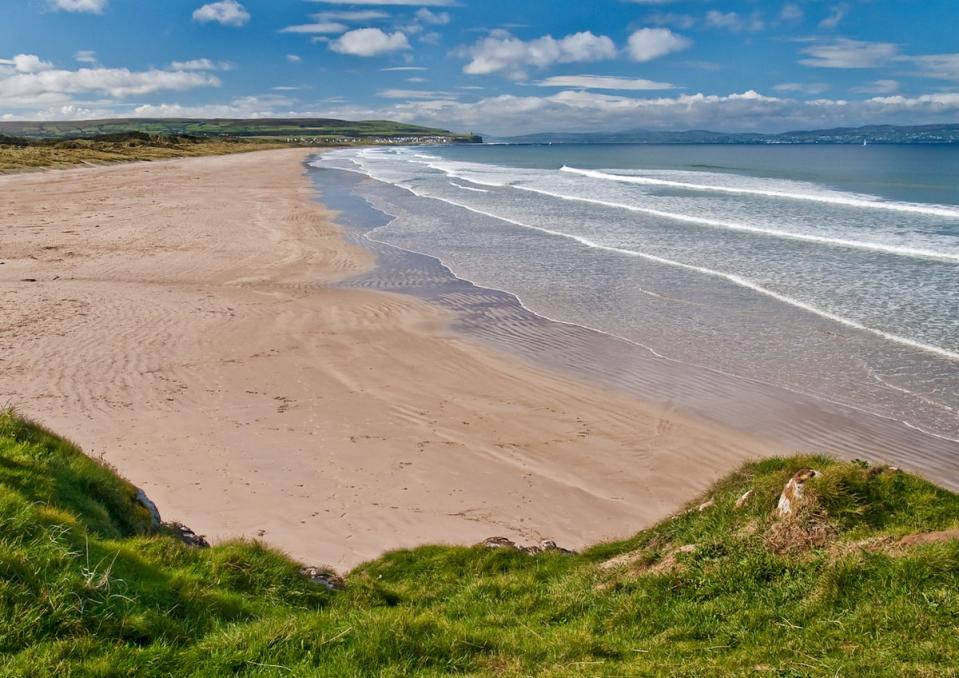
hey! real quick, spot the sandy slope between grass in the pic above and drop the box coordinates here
[0,148,770,570]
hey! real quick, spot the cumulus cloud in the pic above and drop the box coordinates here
[0,55,55,74]
[458,30,616,80]
[287,54,302,63]
[330,28,410,56]
[799,38,898,68]
[74,50,97,64]
[534,75,675,91]
[0,54,220,110]
[626,28,691,62]
[50,0,107,13]
[193,0,250,27]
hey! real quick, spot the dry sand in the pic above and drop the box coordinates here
[0,149,769,570]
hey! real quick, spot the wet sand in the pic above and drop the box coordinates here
[0,149,773,569]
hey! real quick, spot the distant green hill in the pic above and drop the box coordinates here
[0,118,482,142]
[2,408,958,675]
[502,123,959,144]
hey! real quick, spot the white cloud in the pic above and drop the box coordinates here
[866,92,959,111]
[705,10,765,32]
[381,66,426,71]
[534,75,675,91]
[287,54,302,63]
[0,55,55,74]
[0,55,220,110]
[774,82,830,95]
[378,88,456,99]
[19,87,959,136]
[852,79,899,94]
[330,28,410,56]
[626,28,691,62]
[74,50,97,64]
[780,4,803,22]
[459,30,616,80]
[311,10,389,21]
[50,0,107,13]
[169,58,232,71]
[645,12,697,29]
[907,53,959,81]
[192,0,250,27]
[799,38,898,68]
[415,8,449,25]
[280,22,347,34]
[819,4,849,30]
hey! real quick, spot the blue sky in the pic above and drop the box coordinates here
[1,0,957,135]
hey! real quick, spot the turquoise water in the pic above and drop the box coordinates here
[311,144,959,444]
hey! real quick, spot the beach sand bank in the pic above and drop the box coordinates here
[0,149,770,569]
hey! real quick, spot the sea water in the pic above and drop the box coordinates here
[310,144,959,450]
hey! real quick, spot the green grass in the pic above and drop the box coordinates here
[0,134,290,174]
[0,118,479,141]
[2,409,958,676]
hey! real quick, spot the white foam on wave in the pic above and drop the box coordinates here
[414,159,959,262]
[322,155,959,364]
[562,166,959,219]
[449,181,489,193]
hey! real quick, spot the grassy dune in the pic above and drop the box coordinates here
[0,134,289,174]
[1,409,958,676]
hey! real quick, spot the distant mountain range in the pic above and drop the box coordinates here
[498,123,959,145]
[0,118,482,143]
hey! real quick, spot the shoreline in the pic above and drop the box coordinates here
[0,148,777,569]
[312,162,959,491]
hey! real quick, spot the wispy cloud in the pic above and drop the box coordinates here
[533,75,675,91]
[280,22,347,34]
[74,50,97,64]
[774,82,830,95]
[819,3,849,30]
[169,58,232,71]
[705,10,765,33]
[307,0,454,6]
[378,88,456,99]
[799,38,898,68]
[907,53,959,81]
[311,10,389,22]
[852,79,899,94]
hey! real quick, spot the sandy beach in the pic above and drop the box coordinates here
[0,148,770,569]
